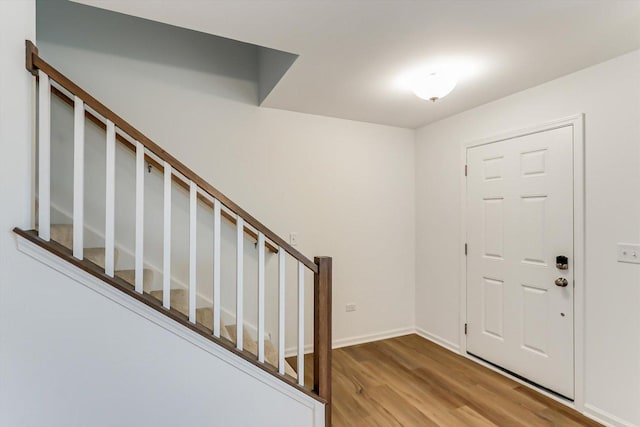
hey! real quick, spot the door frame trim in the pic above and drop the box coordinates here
[459,114,585,410]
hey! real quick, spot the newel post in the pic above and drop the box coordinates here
[26,40,39,75]
[313,256,332,427]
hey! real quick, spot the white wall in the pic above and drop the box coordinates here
[0,3,315,427]
[37,0,416,349]
[415,50,640,426]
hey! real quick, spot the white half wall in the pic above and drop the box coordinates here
[415,50,640,426]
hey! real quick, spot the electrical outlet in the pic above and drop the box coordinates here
[618,243,640,264]
[289,232,299,246]
[346,303,356,312]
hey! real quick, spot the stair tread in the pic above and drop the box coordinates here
[149,288,189,313]
[194,307,233,341]
[148,290,235,342]
[115,268,154,290]
[226,324,297,377]
[51,224,118,268]
[84,247,121,269]
[84,247,106,268]
[50,225,119,268]
[50,224,73,249]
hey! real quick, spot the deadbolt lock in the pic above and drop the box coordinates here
[556,255,569,270]
[555,277,568,287]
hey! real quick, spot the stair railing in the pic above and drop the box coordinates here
[24,40,331,425]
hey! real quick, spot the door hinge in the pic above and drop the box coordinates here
[464,323,468,335]
[464,165,468,176]
[465,243,468,256]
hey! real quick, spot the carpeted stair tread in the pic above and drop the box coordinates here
[84,247,119,269]
[226,324,297,377]
[265,339,297,378]
[194,307,232,341]
[50,224,73,248]
[226,324,257,356]
[148,290,236,342]
[149,288,189,316]
[50,225,119,267]
[115,269,154,291]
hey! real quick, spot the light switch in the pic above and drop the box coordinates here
[289,232,299,246]
[617,243,640,264]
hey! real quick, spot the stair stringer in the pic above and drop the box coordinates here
[15,233,325,427]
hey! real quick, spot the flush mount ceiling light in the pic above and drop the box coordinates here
[396,59,483,103]
[411,72,457,102]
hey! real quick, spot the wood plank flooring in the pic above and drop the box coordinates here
[289,334,600,427]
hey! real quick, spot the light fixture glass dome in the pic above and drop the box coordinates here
[411,72,457,102]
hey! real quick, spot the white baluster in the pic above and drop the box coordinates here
[258,232,265,363]
[189,181,197,324]
[236,217,244,350]
[278,247,286,375]
[298,261,305,386]
[37,70,50,241]
[72,96,84,259]
[163,162,172,309]
[213,199,221,338]
[135,141,144,294]
[104,120,115,277]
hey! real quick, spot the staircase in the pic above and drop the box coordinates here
[17,40,331,426]
[45,222,299,377]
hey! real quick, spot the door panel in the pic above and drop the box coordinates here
[466,125,574,399]
[483,198,504,259]
[521,284,549,356]
[482,277,504,339]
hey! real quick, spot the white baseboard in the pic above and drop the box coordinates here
[284,327,452,358]
[285,344,314,359]
[584,404,637,427]
[284,326,415,358]
[333,326,415,349]
[415,327,461,354]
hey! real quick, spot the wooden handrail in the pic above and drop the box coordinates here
[313,256,332,427]
[26,40,317,274]
[49,85,279,254]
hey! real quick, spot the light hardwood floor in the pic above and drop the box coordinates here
[290,334,600,426]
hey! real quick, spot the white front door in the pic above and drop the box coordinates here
[466,125,574,399]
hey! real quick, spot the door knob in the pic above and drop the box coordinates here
[555,277,568,287]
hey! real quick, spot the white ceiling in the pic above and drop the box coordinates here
[74,0,640,129]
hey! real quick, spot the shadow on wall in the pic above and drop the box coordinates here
[36,0,297,104]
